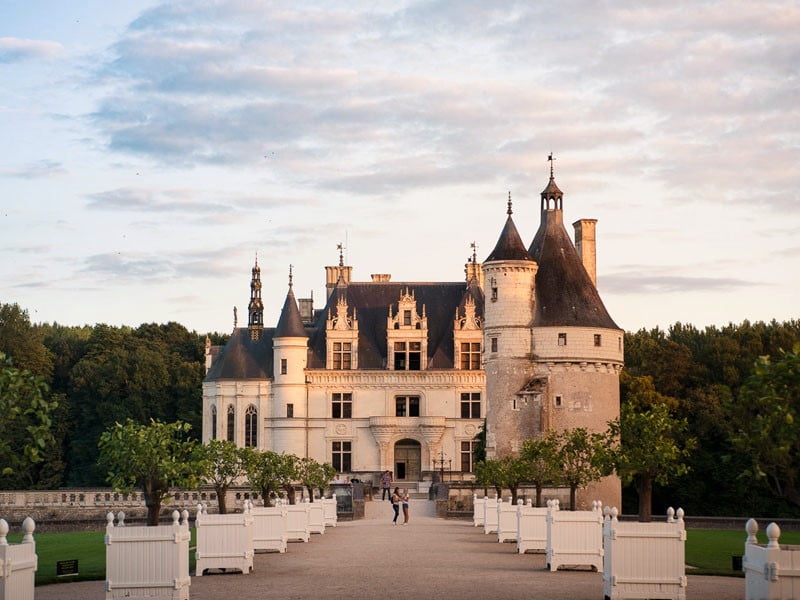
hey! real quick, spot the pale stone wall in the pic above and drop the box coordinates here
[531,326,623,364]
[202,380,271,449]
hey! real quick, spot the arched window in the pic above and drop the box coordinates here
[245,405,258,448]
[227,405,235,442]
[211,405,217,440]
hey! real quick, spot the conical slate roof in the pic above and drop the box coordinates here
[485,215,534,262]
[275,287,307,338]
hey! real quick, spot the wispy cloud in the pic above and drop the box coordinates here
[0,37,63,63]
[2,160,67,179]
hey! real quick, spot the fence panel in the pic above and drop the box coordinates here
[322,498,338,527]
[546,500,603,572]
[497,498,518,543]
[251,505,287,553]
[195,503,254,576]
[473,494,486,527]
[744,519,800,600]
[483,495,499,535]
[517,501,548,554]
[0,517,37,600]
[285,501,311,542]
[308,501,325,535]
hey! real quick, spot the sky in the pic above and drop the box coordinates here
[1,0,798,335]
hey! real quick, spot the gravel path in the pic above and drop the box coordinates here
[36,499,744,599]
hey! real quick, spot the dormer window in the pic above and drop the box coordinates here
[394,342,421,370]
[326,293,358,369]
[403,310,412,326]
[332,342,352,370]
[387,288,428,371]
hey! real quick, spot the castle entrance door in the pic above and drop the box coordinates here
[394,439,421,481]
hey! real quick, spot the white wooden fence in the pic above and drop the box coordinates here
[473,494,486,527]
[496,498,518,543]
[546,499,604,572]
[602,506,687,600]
[105,509,190,600]
[0,517,37,600]
[195,502,254,576]
[285,501,311,542]
[517,500,548,554]
[744,518,800,600]
[308,501,325,535]
[322,497,338,528]
[251,505,288,553]
[483,495,499,535]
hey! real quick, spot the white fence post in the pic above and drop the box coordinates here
[744,519,800,600]
[473,494,486,527]
[0,517,37,600]
[483,494,499,535]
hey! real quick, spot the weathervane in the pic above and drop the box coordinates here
[337,242,345,267]
[548,152,556,178]
[507,191,513,215]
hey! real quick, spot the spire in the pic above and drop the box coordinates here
[275,268,307,338]
[248,254,264,340]
[507,191,513,215]
[485,192,534,262]
[541,153,563,211]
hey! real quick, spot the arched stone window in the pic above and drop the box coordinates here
[227,405,235,442]
[211,405,217,440]
[245,405,258,448]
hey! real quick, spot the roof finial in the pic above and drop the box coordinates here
[288,264,293,288]
[254,250,258,267]
[470,241,477,264]
[337,242,344,267]
[507,191,513,215]
[548,152,556,179]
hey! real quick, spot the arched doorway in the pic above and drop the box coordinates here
[394,439,421,481]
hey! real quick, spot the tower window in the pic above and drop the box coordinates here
[558,332,567,346]
[460,342,481,370]
[280,358,287,374]
[226,405,235,442]
[286,403,294,418]
[211,405,217,440]
[619,337,622,351]
[245,405,257,447]
[394,341,421,370]
[491,287,498,301]
[395,396,420,417]
[332,342,352,370]
[491,337,498,353]
[332,393,352,419]
[554,395,563,408]
[332,441,352,472]
[594,334,602,347]
[460,392,481,418]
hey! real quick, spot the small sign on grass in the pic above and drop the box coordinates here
[56,559,79,577]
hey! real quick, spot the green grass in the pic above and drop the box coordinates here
[686,528,800,577]
[7,528,197,586]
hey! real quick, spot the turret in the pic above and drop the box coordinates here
[248,255,264,340]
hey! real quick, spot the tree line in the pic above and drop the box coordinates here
[1,302,799,517]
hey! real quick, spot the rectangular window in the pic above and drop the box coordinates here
[460,342,481,370]
[558,333,567,346]
[394,341,406,370]
[395,396,420,417]
[332,441,352,472]
[403,310,412,326]
[491,287,498,301]
[460,392,481,418]
[332,392,353,419]
[332,341,352,370]
[409,341,421,370]
[394,341,421,370]
[280,358,287,374]
[554,394,563,408]
[491,337,498,353]
[461,440,477,473]
[594,334,601,347]
[286,403,294,418]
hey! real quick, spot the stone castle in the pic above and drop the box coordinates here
[202,165,623,508]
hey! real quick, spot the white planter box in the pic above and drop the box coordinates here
[517,501,548,554]
[603,507,687,600]
[546,500,603,572]
[0,517,37,600]
[308,501,325,535]
[195,504,254,576]
[744,519,800,600]
[497,498,518,543]
[483,495,499,535]
[473,494,486,527]
[322,498,338,527]
[105,510,190,600]
[285,502,311,542]
[251,506,287,553]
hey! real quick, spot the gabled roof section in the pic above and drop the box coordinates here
[529,210,620,329]
[485,215,534,262]
[205,328,275,380]
[275,287,307,338]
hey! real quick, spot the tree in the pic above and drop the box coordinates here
[0,353,58,487]
[297,457,335,502]
[198,440,244,514]
[473,459,504,498]
[610,374,694,521]
[98,419,202,525]
[730,345,800,507]
[556,428,613,511]
[520,433,560,507]
[279,453,300,504]
[242,449,294,506]
[472,456,529,503]
[0,303,53,378]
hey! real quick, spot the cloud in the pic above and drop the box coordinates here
[2,160,67,179]
[0,37,63,63]
[600,271,756,294]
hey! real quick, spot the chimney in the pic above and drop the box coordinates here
[325,265,352,299]
[370,274,391,282]
[573,219,597,287]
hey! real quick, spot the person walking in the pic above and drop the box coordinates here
[401,488,410,525]
[391,487,400,525]
[380,470,392,501]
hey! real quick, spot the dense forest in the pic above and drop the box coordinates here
[1,301,799,517]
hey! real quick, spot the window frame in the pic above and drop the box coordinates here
[226,405,235,442]
[395,395,420,417]
[460,341,481,370]
[332,341,352,370]
[461,440,478,472]
[558,332,567,346]
[244,405,257,448]
[460,392,481,419]
[332,440,352,472]
[280,358,287,374]
[286,403,294,418]
[332,392,353,419]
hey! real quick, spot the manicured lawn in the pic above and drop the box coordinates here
[7,528,197,586]
[686,528,800,577]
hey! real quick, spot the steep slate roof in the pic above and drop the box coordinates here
[484,215,535,262]
[205,328,275,380]
[528,209,620,330]
[307,281,485,369]
[275,287,308,338]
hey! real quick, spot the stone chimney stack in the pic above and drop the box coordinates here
[325,265,352,299]
[572,219,597,287]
